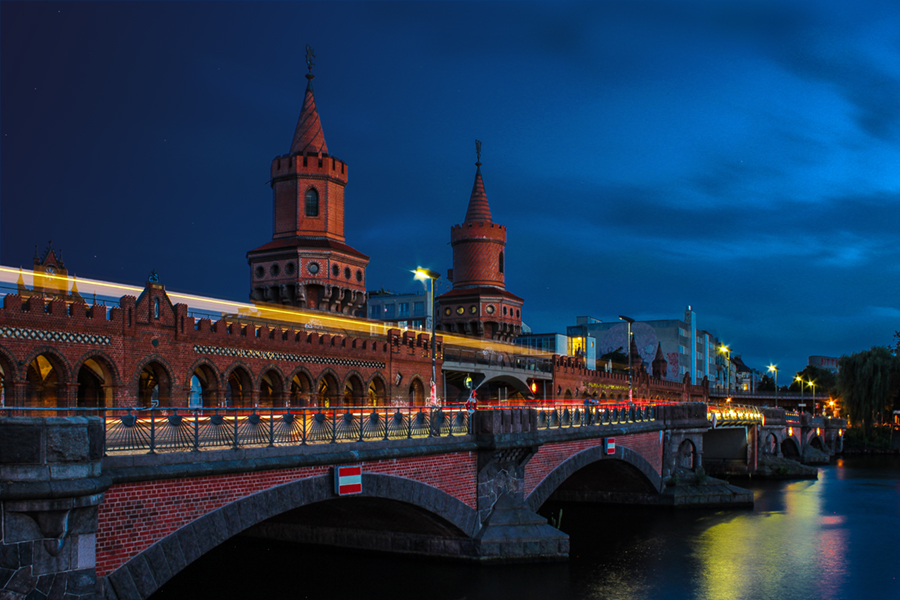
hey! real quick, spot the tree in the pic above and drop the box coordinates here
[836,346,898,434]
[757,373,775,392]
[788,365,837,396]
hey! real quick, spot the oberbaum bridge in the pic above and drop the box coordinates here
[0,55,846,600]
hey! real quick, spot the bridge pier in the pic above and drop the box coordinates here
[471,409,569,561]
[1,417,110,600]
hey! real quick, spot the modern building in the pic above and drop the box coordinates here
[513,332,595,369]
[435,146,524,342]
[366,289,430,330]
[566,307,728,387]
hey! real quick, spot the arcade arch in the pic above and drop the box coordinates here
[138,361,172,408]
[225,366,253,407]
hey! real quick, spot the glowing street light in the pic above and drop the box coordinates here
[618,315,635,402]
[718,345,731,392]
[809,380,817,415]
[796,375,805,412]
[768,364,778,408]
[414,267,441,406]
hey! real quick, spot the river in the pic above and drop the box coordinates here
[153,456,900,600]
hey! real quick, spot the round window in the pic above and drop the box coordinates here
[470,306,477,314]
[356,269,363,282]
[285,262,295,275]
[270,264,280,276]
[486,305,495,314]
[308,262,320,275]
[444,308,451,316]
[456,306,465,315]
[344,267,351,279]
[255,266,265,279]
[332,265,340,277]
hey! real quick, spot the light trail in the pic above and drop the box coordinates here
[0,266,553,357]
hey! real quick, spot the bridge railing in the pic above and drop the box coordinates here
[0,406,473,455]
[441,347,554,373]
[505,402,657,429]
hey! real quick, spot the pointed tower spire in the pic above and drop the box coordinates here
[290,45,329,155]
[464,139,492,223]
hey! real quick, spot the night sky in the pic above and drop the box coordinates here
[2,1,899,380]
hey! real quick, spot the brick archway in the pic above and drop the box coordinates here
[102,473,477,600]
[526,443,662,512]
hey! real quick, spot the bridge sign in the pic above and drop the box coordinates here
[605,438,616,455]
[334,465,362,495]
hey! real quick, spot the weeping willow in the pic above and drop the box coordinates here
[836,346,897,434]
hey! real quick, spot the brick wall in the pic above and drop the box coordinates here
[95,452,476,576]
[523,431,663,497]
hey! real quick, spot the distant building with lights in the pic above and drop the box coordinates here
[566,307,729,387]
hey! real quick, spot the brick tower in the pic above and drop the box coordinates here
[247,48,369,314]
[436,142,523,341]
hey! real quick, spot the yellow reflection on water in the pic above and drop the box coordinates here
[695,474,847,600]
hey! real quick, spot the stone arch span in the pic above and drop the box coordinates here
[102,472,478,600]
[526,444,662,512]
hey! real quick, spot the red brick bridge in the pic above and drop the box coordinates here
[1,402,753,600]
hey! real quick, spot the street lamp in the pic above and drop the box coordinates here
[718,345,731,393]
[796,375,805,412]
[618,315,635,402]
[415,267,441,406]
[809,380,816,415]
[768,364,778,408]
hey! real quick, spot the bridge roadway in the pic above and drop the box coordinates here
[0,402,845,600]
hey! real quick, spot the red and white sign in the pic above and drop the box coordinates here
[334,465,362,496]
[605,438,616,455]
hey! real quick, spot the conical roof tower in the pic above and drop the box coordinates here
[247,46,369,314]
[436,141,523,342]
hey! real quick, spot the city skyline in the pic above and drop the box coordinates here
[3,1,899,380]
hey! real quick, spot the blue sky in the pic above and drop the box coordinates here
[2,1,899,379]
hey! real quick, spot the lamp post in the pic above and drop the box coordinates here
[796,376,805,413]
[415,267,441,406]
[718,345,731,393]
[809,380,816,415]
[618,315,635,403]
[768,365,778,407]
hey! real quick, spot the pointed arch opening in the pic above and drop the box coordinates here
[139,361,171,408]
[225,366,253,408]
[368,376,387,406]
[77,357,115,408]
[260,369,285,407]
[408,378,425,406]
[26,354,66,409]
[189,364,219,408]
[317,372,340,407]
[290,371,312,407]
[343,374,364,406]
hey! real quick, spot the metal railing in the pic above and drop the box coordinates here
[1,401,660,454]
[526,402,656,429]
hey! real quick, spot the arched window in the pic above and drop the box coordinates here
[498,251,504,274]
[153,298,160,319]
[305,188,319,217]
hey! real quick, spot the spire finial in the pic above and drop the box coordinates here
[475,139,482,166]
[306,44,316,76]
